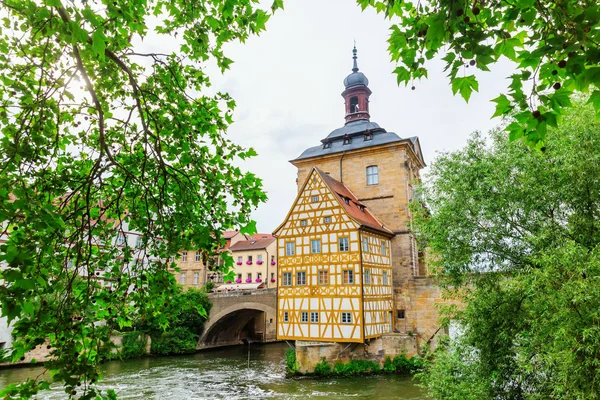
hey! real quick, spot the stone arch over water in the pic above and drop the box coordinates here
[198,302,277,348]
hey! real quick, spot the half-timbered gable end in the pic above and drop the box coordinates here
[274,167,394,343]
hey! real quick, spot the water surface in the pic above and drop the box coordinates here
[0,342,426,399]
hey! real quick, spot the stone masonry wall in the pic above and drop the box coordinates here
[295,333,418,374]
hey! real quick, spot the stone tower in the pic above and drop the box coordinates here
[289,47,442,344]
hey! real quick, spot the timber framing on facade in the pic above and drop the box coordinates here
[274,167,394,343]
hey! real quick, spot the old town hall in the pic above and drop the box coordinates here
[275,47,443,366]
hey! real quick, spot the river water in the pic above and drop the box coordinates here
[0,342,427,399]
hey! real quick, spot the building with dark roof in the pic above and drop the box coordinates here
[274,47,445,369]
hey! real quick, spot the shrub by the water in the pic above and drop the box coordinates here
[313,359,332,376]
[285,348,298,374]
[332,360,381,376]
[390,354,423,374]
[120,331,148,360]
[151,327,198,355]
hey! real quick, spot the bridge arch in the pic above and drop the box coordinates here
[198,298,277,348]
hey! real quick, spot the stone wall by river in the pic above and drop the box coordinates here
[0,342,427,399]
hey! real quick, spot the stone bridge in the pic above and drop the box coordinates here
[197,288,278,349]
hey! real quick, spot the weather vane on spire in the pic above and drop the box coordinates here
[352,41,359,73]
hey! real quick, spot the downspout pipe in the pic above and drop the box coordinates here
[340,152,346,183]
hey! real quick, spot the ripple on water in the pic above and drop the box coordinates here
[4,343,428,400]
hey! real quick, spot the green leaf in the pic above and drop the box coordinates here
[491,94,512,118]
[451,76,479,103]
[91,29,106,60]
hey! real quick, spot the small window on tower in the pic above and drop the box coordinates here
[349,96,359,113]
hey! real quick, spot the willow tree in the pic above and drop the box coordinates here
[361,0,600,148]
[413,102,600,399]
[0,0,278,398]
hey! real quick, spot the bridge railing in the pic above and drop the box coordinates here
[208,287,277,298]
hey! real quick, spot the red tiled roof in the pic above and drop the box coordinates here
[251,233,274,240]
[222,230,240,239]
[316,168,393,236]
[229,237,276,251]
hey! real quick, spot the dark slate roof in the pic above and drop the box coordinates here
[295,130,410,161]
[324,119,385,141]
[343,71,369,88]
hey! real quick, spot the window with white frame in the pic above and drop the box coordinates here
[341,312,352,324]
[382,241,387,256]
[283,272,292,286]
[297,271,306,285]
[193,272,199,284]
[301,312,308,322]
[361,237,369,252]
[238,256,242,263]
[339,237,349,252]
[271,272,275,281]
[169,256,175,263]
[310,239,321,254]
[117,233,127,246]
[182,251,188,262]
[366,165,379,185]
[283,312,289,322]
[257,272,262,280]
[383,271,388,285]
[285,242,295,256]
[247,273,252,280]
[318,270,329,285]
[237,273,242,280]
[257,254,263,263]
[195,251,201,262]
[180,273,186,284]
[364,269,371,285]
[135,236,143,248]
[310,312,319,323]
[248,255,253,262]
[343,270,354,284]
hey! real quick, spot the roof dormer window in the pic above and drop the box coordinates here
[364,132,372,141]
[343,135,351,145]
[323,142,331,149]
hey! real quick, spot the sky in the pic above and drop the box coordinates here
[185,0,517,233]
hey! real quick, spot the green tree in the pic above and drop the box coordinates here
[0,0,277,398]
[413,101,600,399]
[359,0,600,148]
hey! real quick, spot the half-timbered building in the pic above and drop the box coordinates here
[274,167,394,342]
[275,46,448,362]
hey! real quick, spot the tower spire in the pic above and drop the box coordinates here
[352,44,359,72]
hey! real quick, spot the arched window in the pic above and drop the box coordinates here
[349,96,359,113]
[366,165,379,185]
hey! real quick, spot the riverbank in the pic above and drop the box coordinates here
[0,342,427,399]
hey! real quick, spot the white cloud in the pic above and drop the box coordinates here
[145,0,520,233]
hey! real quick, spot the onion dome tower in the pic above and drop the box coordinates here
[342,46,372,123]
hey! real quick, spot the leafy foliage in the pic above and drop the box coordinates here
[416,337,491,400]
[285,348,298,374]
[0,0,274,397]
[119,332,147,360]
[150,326,198,356]
[413,101,600,398]
[331,359,380,376]
[359,0,600,147]
[313,359,332,376]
